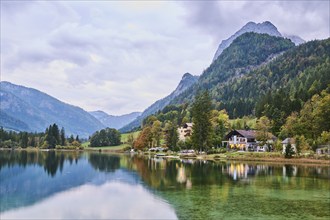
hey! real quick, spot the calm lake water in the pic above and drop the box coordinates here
[0,150,329,219]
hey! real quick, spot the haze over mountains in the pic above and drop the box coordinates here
[0,81,105,137]
[89,111,141,130]
[1,21,327,136]
[120,72,199,132]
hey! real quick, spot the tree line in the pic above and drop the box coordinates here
[0,124,81,149]
[0,124,123,149]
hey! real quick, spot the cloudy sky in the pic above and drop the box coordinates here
[1,1,329,115]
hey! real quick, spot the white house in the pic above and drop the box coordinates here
[223,130,276,151]
[282,138,297,153]
[177,123,193,141]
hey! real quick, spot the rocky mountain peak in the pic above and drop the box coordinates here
[213,21,284,62]
[182,72,193,79]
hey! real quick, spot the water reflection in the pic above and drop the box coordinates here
[127,156,329,190]
[1,151,329,219]
[0,150,83,177]
[225,163,300,180]
[1,182,177,219]
[89,153,120,172]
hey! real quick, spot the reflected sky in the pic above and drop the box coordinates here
[1,182,177,219]
[0,151,329,219]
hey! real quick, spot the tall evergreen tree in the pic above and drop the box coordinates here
[51,123,60,144]
[21,132,28,148]
[191,90,213,152]
[68,135,75,144]
[164,121,179,150]
[60,127,66,146]
[75,135,80,143]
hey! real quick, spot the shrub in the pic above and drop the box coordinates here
[284,143,294,158]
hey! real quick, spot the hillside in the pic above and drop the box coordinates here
[0,82,104,137]
[89,111,141,129]
[120,73,199,132]
[211,38,330,120]
[171,32,295,107]
[148,35,329,134]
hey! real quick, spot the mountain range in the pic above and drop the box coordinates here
[0,81,106,137]
[212,21,305,62]
[0,72,197,135]
[2,21,326,136]
[89,111,141,130]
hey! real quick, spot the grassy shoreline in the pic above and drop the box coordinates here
[2,147,329,165]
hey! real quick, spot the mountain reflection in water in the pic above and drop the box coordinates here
[0,150,329,219]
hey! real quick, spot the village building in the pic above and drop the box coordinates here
[224,129,276,151]
[177,123,193,141]
[315,145,330,155]
[281,138,297,154]
[224,130,257,151]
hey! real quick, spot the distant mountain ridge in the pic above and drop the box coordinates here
[212,21,305,61]
[89,110,141,129]
[120,73,199,132]
[0,81,104,137]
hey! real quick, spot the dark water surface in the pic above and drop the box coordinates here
[0,150,329,219]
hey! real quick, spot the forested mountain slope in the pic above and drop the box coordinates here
[168,35,329,134]
[170,32,295,107]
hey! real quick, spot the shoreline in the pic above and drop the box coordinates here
[1,147,329,166]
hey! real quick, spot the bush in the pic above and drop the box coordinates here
[219,148,227,153]
[273,140,282,152]
[71,140,81,147]
[0,140,18,148]
[123,146,131,152]
[207,147,227,154]
[284,143,295,158]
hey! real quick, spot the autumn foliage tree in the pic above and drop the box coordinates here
[134,127,152,150]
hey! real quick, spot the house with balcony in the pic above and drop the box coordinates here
[223,129,276,151]
[224,130,257,151]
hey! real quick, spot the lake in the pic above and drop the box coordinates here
[0,150,329,219]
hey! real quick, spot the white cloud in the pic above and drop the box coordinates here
[1,1,329,115]
[1,182,177,219]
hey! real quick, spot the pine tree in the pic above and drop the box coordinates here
[164,122,178,151]
[285,143,294,158]
[21,132,28,148]
[191,90,213,152]
[60,127,66,146]
[75,135,80,143]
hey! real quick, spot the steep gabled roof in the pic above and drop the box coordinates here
[236,130,257,139]
[225,130,257,139]
[281,138,295,144]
